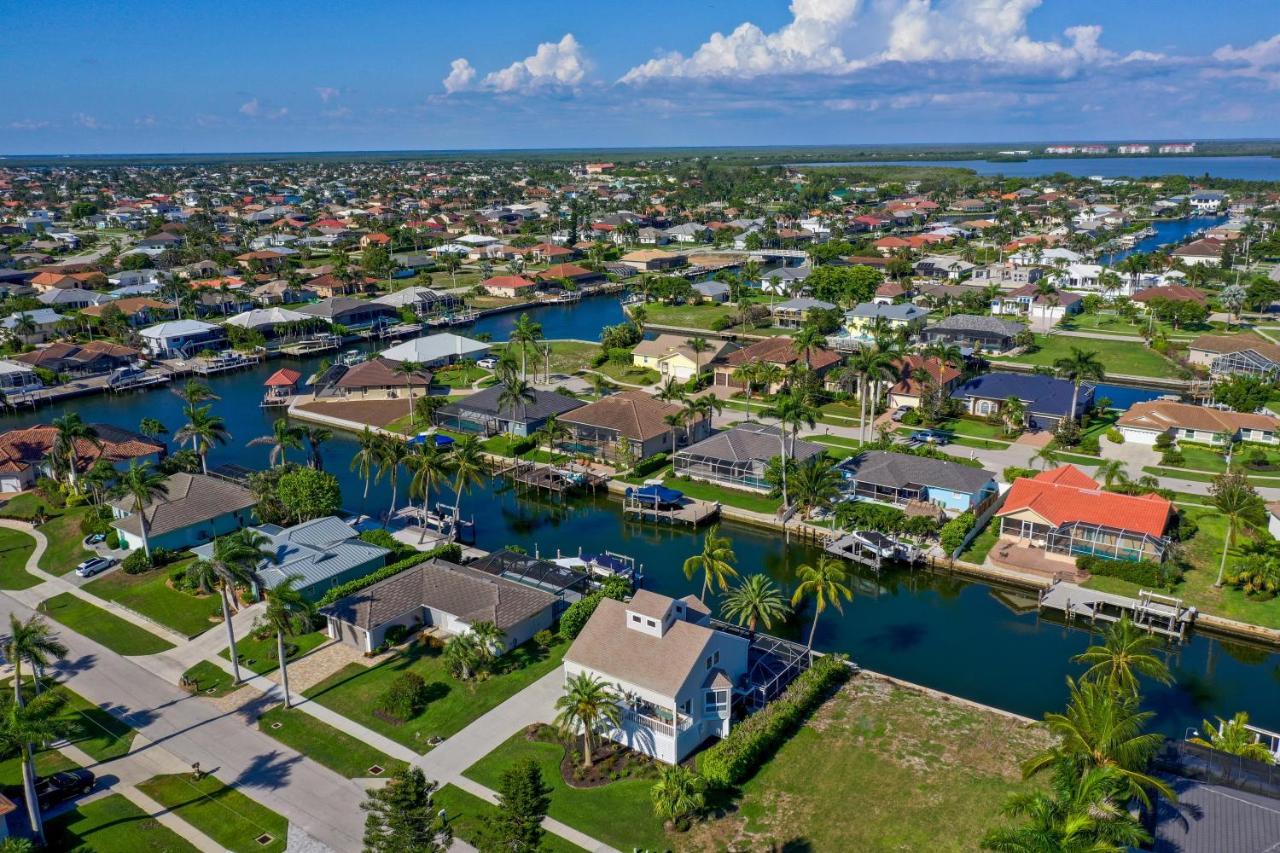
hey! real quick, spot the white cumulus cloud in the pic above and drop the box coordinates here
[443,58,477,93]
[446,34,589,94]
[1212,33,1280,87]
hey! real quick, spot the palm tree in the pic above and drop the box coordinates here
[393,359,426,424]
[1073,616,1171,696]
[1022,677,1173,808]
[847,347,896,443]
[138,417,168,446]
[732,362,762,418]
[259,574,314,708]
[536,415,570,459]
[189,529,275,685]
[444,631,482,680]
[300,426,332,470]
[655,376,686,404]
[650,765,706,831]
[5,614,67,708]
[447,435,488,539]
[1212,471,1260,586]
[510,313,543,379]
[1000,396,1027,435]
[789,456,843,521]
[1189,711,1276,763]
[554,672,621,769]
[175,404,230,474]
[248,418,302,467]
[408,442,451,544]
[662,411,687,456]
[497,376,537,433]
[0,690,72,845]
[467,620,505,669]
[1053,347,1106,427]
[791,554,853,648]
[414,393,449,428]
[1094,459,1130,489]
[118,460,169,560]
[791,325,825,371]
[1033,444,1060,471]
[51,414,100,492]
[685,336,711,384]
[374,435,409,528]
[981,760,1149,852]
[350,427,379,500]
[721,574,790,633]
[682,524,739,603]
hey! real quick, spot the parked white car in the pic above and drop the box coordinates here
[74,556,116,578]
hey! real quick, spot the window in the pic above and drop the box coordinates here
[630,614,640,623]
[705,655,713,670]
[713,650,720,665]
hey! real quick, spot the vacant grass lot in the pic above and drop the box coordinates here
[46,793,199,853]
[305,639,566,752]
[1083,508,1280,629]
[258,705,407,779]
[39,592,174,655]
[435,783,586,852]
[432,364,491,388]
[592,361,661,385]
[492,340,599,375]
[999,335,1180,379]
[0,526,39,589]
[83,560,222,638]
[663,474,781,514]
[36,506,94,575]
[637,302,733,330]
[684,674,1052,851]
[138,773,287,853]
[465,733,668,851]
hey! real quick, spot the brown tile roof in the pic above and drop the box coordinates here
[110,472,256,538]
[1188,334,1280,363]
[632,333,734,365]
[889,355,961,397]
[560,390,684,441]
[0,423,163,472]
[1116,400,1279,434]
[721,336,840,370]
[81,297,175,317]
[335,356,431,390]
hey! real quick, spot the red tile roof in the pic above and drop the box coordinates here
[722,336,841,371]
[997,465,1172,538]
[264,368,302,387]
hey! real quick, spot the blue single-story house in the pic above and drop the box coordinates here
[950,372,1093,431]
[837,451,999,516]
[110,473,257,552]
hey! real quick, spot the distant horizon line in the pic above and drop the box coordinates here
[5,137,1280,160]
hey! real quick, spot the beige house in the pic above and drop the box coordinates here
[618,250,686,273]
[1117,400,1280,446]
[560,390,711,459]
[632,334,733,382]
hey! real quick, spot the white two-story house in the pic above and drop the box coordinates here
[564,590,749,764]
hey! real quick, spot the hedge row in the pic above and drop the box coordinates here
[1076,554,1182,590]
[697,654,851,788]
[631,453,669,478]
[317,542,462,607]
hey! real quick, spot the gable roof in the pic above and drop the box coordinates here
[334,356,431,389]
[632,333,734,365]
[110,473,256,538]
[0,423,163,472]
[927,314,1025,336]
[722,336,840,370]
[193,516,389,591]
[437,384,582,422]
[1188,334,1280,364]
[997,466,1172,538]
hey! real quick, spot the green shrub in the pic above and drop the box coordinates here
[708,315,732,332]
[1160,449,1185,466]
[1154,433,1173,450]
[534,629,554,649]
[1002,466,1038,483]
[631,453,669,478]
[316,542,461,607]
[940,512,977,555]
[374,672,429,722]
[1078,435,1101,455]
[558,591,605,641]
[509,436,537,456]
[835,501,906,533]
[606,347,632,365]
[78,506,113,536]
[697,654,851,788]
[121,547,178,574]
[900,409,922,426]
[1105,428,1124,444]
[591,351,609,367]
[358,528,415,560]
[1075,554,1182,590]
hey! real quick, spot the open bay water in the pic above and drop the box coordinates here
[10,292,1279,736]
[798,155,1280,181]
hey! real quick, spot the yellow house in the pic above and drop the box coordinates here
[843,302,930,338]
[632,334,733,382]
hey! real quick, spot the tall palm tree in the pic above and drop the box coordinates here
[1189,711,1276,763]
[536,415,570,459]
[1094,459,1130,489]
[721,574,790,633]
[981,760,1150,852]
[300,426,332,470]
[260,574,315,709]
[0,690,72,845]
[732,362,762,419]
[682,524,739,603]
[393,360,426,425]
[554,672,621,769]
[189,529,275,685]
[497,376,537,432]
[791,554,853,648]
[447,435,488,539]
[50,414,100,492]
[656,376,686,404]
[1052,347,1106,427]
[5,614,67,708]
[1022,677,1173,808]
[685,336,711,384]
[1073,616,1171,696]
[789,456,843,521]
[847,347,896,443]
[350,427,379,500]
[408,441,451,544]
[510,313,543,379]
[248,418,302,467]
[118,460,169,560]
[374,435,409,528]
[791,325,825,371]
[175,404,230,474]
[138,417,168,446]
[1212,471,1260,586]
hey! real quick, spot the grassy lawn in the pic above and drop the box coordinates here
[999,335,1180,379]
[1060,312,1145,336]
[435,783,586,853]
[0,742,80,787]
[220,630,329,676]
[464,733,668,852]
[432,364,491,389]
[0,526,39,589]
[957,520,1000,565]
[258,705,407,779]
[138,773,288,853]
[802,433,865,451]
[39,592,174,656]
[592,361,660,385]
[935,417,1009,439]
[818,400,864,424]
[493,340,599,375]
[637,302,732,330]
[1083,508,1280,629]
[180,660,244,699]
[82,559,222,638]
[37,506,93,575]
[305,638,566,752]
[1143,466,1280,486]
[685,674,1052,851]
[62,686,136,762]
[46,793,199,853]
[663,475,781,515]
[1167,443,1280,476]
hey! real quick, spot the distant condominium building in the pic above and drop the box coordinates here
[1159,143,1196,154]
[1117,144,1151,154]
[1078,145,1109,155]
[1044,146,1077,155]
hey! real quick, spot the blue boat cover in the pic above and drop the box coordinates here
[626,484,684,505]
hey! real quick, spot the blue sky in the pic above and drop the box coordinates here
[3,0,1279,153]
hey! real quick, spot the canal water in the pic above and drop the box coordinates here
[12,294,1280,736]
[797,155,1280,181]
[1104,215,1228,265]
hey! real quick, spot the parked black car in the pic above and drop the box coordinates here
[5,770,96,810]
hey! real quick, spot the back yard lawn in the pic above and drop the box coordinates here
[998,335,1181,379]
[958,520,1000,565]
[663,474,781,514]
[304,638,566,752]
[46,793,199,853]
[0,526,39,589]
[39,592,174,655]
[683,674,1052,851]
[431,364,491,389]
[464,732,668,852]
[137,773,287,853]
[82,559,222,638]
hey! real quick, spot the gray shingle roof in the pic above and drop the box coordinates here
[1155,776,1280,853]
[927,314,1025,336]
[110,473,256,538]
[838,450,995,494]
[676,423,826,465]
[847,302,929,321]
[437,385,582,423]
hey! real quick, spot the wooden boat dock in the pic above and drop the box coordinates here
[1038,580,1197,641]
[824,532,925,574]
[621,489,720,527]
[496,460,609,495]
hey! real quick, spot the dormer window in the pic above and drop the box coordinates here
[631,614,640,624]
[646,619,656,628]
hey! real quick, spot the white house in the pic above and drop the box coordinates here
[0,361,42,394]
[138,319,227,358]
[564,589,749,764]
[379,332,489,366]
